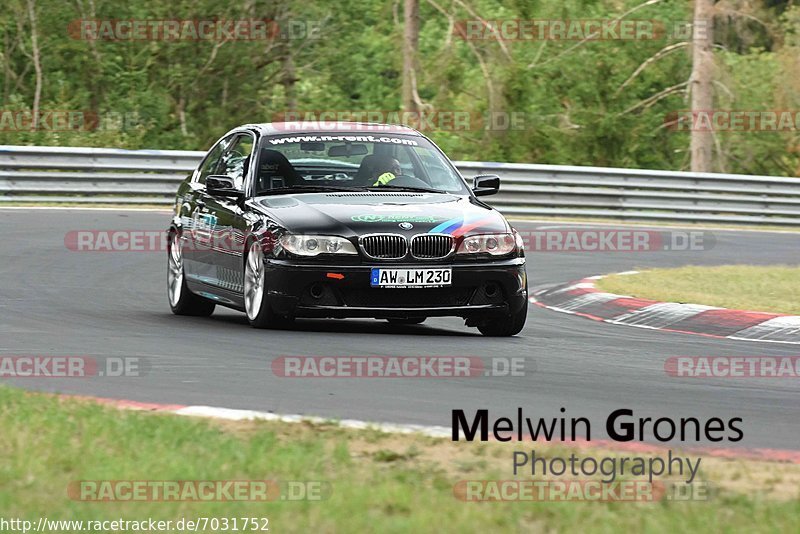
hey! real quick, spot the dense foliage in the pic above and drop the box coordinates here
[1,0,798,175]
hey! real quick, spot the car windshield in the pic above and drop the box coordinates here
[252,133,470,195]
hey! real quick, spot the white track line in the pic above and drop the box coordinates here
[0,206,170,212]
[175,405,451,437]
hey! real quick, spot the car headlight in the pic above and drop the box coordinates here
[279,234,357,256]
[514,229,524,251]
[457,233,516,256]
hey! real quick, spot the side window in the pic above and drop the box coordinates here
[218,135,254,190]
[196,139,228,184]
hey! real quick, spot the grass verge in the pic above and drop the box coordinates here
[1,386,799,532]
[596,265,800,315]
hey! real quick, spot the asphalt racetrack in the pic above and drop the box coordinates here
[2,208,799,451]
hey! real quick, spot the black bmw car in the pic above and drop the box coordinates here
[167,122,528,336]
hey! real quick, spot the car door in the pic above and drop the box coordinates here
[183,135,232,282]
[202,133,254,295]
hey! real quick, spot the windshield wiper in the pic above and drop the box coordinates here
[366,185,444,194]
[257,185,370,196]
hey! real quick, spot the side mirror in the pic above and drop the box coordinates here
[206,175,243,198]
[472,174,500,196]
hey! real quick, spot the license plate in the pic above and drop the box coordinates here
[370,268,452,288]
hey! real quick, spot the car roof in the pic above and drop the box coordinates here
[240,122,422,136]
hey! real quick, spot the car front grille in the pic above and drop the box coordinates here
[411,234,453,259]
[360,234,408,259]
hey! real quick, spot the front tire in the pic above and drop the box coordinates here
[477,299,527,337]
[244,240,293,329]
[167,231,215,316]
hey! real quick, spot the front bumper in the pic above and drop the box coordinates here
[264,257,527,320]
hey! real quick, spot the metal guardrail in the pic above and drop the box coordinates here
[1,144,799,225]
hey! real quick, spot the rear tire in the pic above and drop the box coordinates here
[167,232,215,317]
[244,240,294,329]
[477,299,527,337]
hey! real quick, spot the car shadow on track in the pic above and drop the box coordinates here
[158,312,481,337]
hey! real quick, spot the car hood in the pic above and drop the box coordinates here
[252,192,509,237]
